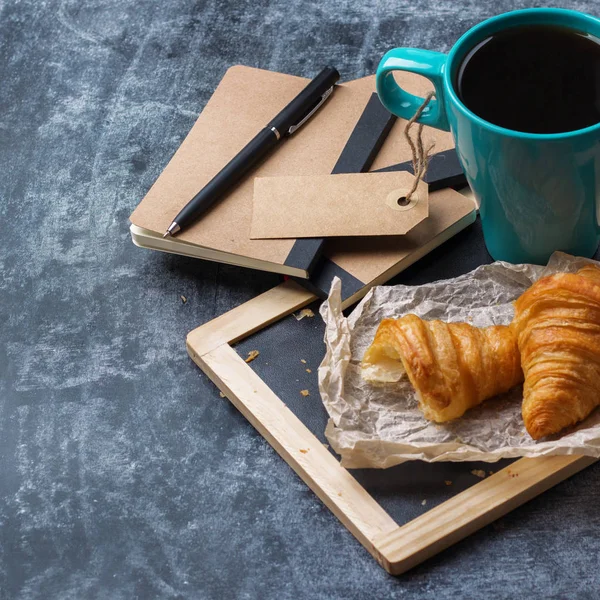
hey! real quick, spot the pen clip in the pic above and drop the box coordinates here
[287,86,334,135]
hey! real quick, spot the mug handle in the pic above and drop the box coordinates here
[376,48,450,132]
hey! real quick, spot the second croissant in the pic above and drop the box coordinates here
[512,264,600,439]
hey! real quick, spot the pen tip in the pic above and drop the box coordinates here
[163,222,181,238]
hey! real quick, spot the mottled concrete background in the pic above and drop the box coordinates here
[2,1,600,598]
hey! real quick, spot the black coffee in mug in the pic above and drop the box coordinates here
[455,24,600,134]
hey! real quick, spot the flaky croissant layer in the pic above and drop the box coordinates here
[512,265,600,439]
[362,315,523,422]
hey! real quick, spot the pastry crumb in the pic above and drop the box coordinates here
[294,308,315,320]
[245,350,260,363]
[444,480,452,486]
[323,443,329,449]
[219,392,225,398]
[421,499,427,506]
[300,359,307,364]
[338,492,342,497]
[306,368,312,373]
[299,448,309,454]
[300,389,310,397]
[488,470,494,476]
[471,469,486,479]
[180,295,187,303]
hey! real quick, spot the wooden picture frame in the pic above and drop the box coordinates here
[186,280,596,575]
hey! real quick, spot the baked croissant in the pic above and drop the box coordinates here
[512,264,600,439]
[361,315,523,422]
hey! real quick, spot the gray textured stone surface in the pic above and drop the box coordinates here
[2,1,600,598]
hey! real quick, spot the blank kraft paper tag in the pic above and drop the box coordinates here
[251,172,429,239]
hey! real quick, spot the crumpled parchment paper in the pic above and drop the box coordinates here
[318,252,600,467]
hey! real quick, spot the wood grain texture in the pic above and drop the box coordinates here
[374,454,597,575]
[186,280,316,356]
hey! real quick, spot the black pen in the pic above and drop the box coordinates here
[163,66,341,237]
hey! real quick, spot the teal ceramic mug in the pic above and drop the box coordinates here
[376,8,600,264]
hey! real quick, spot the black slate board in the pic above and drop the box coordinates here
[236,217,516,526]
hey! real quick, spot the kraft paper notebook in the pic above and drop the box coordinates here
[130,66,395,277]
[129,65,474,283]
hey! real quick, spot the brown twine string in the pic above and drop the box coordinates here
[403,91,436,203]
